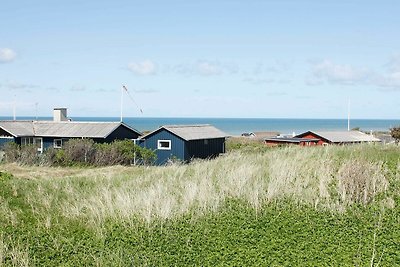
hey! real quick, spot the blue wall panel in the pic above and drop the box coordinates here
[0,137,14,149]
[43,137,54,150]
[105,125,141,142]
[187,138,225,160]
[141,129,186,165]
[141,129,226,165]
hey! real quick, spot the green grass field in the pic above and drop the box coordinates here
[1,144,399,266]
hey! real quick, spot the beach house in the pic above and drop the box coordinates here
[139,124,228,165]
[294,130,381,145]
[0,108,142,152]
[264,137,320,147]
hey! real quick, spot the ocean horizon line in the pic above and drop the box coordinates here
[1,116,399,135]
[1,116,399,121]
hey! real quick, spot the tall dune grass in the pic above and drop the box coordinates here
[0,235,30,267]
[1,144,394,229]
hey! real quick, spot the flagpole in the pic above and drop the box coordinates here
[13,94,16,121]
[347,98,350,131]
[120,86,124,122]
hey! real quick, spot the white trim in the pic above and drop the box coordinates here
[21,137,43,153]
[34,137,43,153]
[157,139,171,150]
[54,139,63,148]
[0,136,14,139]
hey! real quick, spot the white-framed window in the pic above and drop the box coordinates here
[21,137,33,146]
[21,137,43,153]
[157,140,171,150]
[54,139,63,149]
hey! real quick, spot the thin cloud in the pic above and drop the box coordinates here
[243,77,275,85]
[375,72,400,91]
[46,86,60,92]
[0,48,17,63]
[250,60,292,76]
[4,81,37,91]
[265,91,287,96]
[310,60,370,85]
[197,61,222,75]
[70,85,86,92]
[96,88,116,93]
[375,55,400,91]
[172,60,237,76]
[134,89,158,94]
[128,60,157,75]
[306,57,400,91]
[385,54,400,72]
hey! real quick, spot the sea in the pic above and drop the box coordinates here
[1,116,399,136]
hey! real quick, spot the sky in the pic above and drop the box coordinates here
[1,0,400,119]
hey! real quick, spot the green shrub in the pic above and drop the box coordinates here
[136,146,157,165]
[63,139,96,165]
[390,126,400,144]
[3,143,38,165]
[2,139,157,167]
[3,142,20,163]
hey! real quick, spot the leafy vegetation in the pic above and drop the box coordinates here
[390,126,400,144]
[2,139,156,166]
[0,144,399,265]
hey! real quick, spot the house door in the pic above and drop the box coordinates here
[34,138,43,153]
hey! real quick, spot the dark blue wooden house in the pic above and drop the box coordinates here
[139,124,228,165]
[0,118,141,152]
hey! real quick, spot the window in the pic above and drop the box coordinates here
[204,139,209,145]
[157,140,171,150]
[21,137,43,153]
[54,139,63,148]
[21,137,33,146]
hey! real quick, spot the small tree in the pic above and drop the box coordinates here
[390,126,400,144]
[63,139,96,165]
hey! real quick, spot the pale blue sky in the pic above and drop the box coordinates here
[1,0,399,118]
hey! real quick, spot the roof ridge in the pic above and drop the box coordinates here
[164,124,211,128]
[33,121,121,124]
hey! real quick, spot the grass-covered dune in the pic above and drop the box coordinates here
[1,144,399,266]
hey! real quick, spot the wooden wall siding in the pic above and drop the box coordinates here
[0,137,14,149]
[265,140,318,147]
[105,125,141,142]
[42,137,55,150]
[186,138,225,160]
[0,128,13,137]
[141,129,186,165]
[299,133,328,145]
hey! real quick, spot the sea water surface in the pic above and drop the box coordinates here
[1,116,399,135]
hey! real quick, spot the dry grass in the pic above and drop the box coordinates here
[0,145,394,227]
[0,235,30,267]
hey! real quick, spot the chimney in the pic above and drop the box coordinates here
[53,108,68,122]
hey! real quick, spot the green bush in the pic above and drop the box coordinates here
[3,142,20,163]
[136,145,157,165]
[3,143,38,165]
[2,139,156,167]
[390,126,400,144]
[63,139,96,165]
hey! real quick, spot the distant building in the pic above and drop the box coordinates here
[241,132,256,137]
[294,130,381,145]
[0,108,141,152]
[265,137,320,147]
[139,124,228,165]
